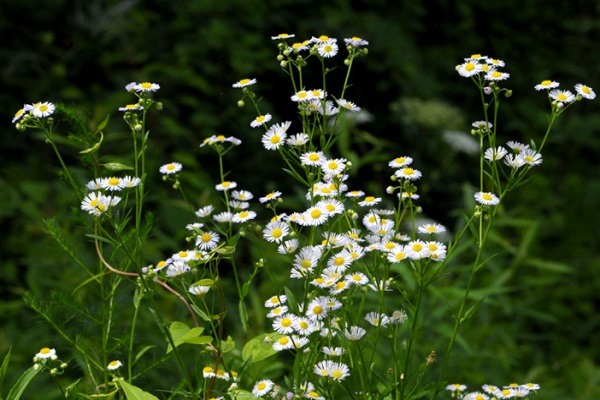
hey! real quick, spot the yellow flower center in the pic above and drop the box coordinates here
[308,154,320,161]
[238,79,250,85]
[39,105,49,112]
[403,168,414,175]
[395,252,406,260]
[271,228,283,238]
[40,347,51,354]
[412,244,423,251]
[108,360,120,367]
[541,80,551,86]
[203,366,213,373]
[465,63,476,71]
[257,382,267,390]
[255,116,265,123]
[221,181,231,187]
[238,211,249,219]
[482,193,493,201]
[270,135,281,144]
[310,209,322,219]
[364,196,375,203]
[167,164,176,171]
[141,82,153,89]
[491,71,502,78]
[201,233,212,243]
[178,251,188,258]
[582,86,591,94]
[278,337,289,345]
[312,305,323,315]
[332,370,343,379]
[299,321,309,329]
[470,54,482,58]
[300,260,312,269]
[557,93,567,101]
[318,35,329,41]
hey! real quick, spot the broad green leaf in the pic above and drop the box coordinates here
[117,379,159,400]
[242,333,282,363]
[6,367,39,400]
[232,390,260,400]
[221,336,235,353]
[166,321,211,353]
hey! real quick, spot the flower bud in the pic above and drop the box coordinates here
[237,100,245,108]
[483,86,492,95]
[280,61,287,68]
[134,124,142,132]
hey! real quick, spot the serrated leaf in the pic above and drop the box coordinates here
[117,379,159,400]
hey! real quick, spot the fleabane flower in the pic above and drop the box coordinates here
[12,105,32,123]
[474,191,500,206]
[484,146,508,161]
[286,133,310,146]
[418,223,446,234]
[344,36,369,47]
[446,384,467,392]
[232,210,257,223]
[456,61,481,77]
[259,191,282,203]
[395,167,422,180]
[317,40,339,58]
[575,83,596,99]
[549,89,575,103]
[36,347,56,359]
[252,380,274,397]
[263,220,290,243]
[216,181,237,191]
[388,156,413,168]
[160,162,182,175]
[262,129,287,150]
[534,80,559,91]
[291,90,313,102]
[232,78,257,88]
[521,148,543,166]
[271,33,295,40]
[196,231,220,250]
[119,104,143,112]
[134,82,160,92]
[300,151,326,166]
[107,360,122,371]
[336,98,361,112]
[250,114,272,128]
[406,240,430,260]
[485,70,510,81]
[32,102,55,118]
[189,285,211,296]
[81,192,121,216]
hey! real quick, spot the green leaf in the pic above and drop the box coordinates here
[191,278,215,287]
[0,347,11,389]
[283,286,299,314]
[242,333,282,363]
[102,162,134,171]
[166,321,211,353]
[6,367,39,400]
[232,390,260,400]
[221,336,235,353]
[133,346,155,366]
[460,297,486,324]
[80,130,103,154]
[117,379,160,400]
[95,114,110,134]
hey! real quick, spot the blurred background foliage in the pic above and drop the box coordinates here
[1,0,600,398]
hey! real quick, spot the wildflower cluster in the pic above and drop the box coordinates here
[33,347,67,377]
[11,36,594,400]
[446,382,540,399]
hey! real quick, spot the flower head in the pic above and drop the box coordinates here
[317,40,339,58]
[233,78,256,88]
[32,102,55,118]
[549,89,575,103]
[160,162,182,175]
[107,360,122,370]
[575,83,596,99]
[250,114,272,128]
[36,347,56,359]
[134,82,160,92]
[474,191,500,206]
[534,80,559,91]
